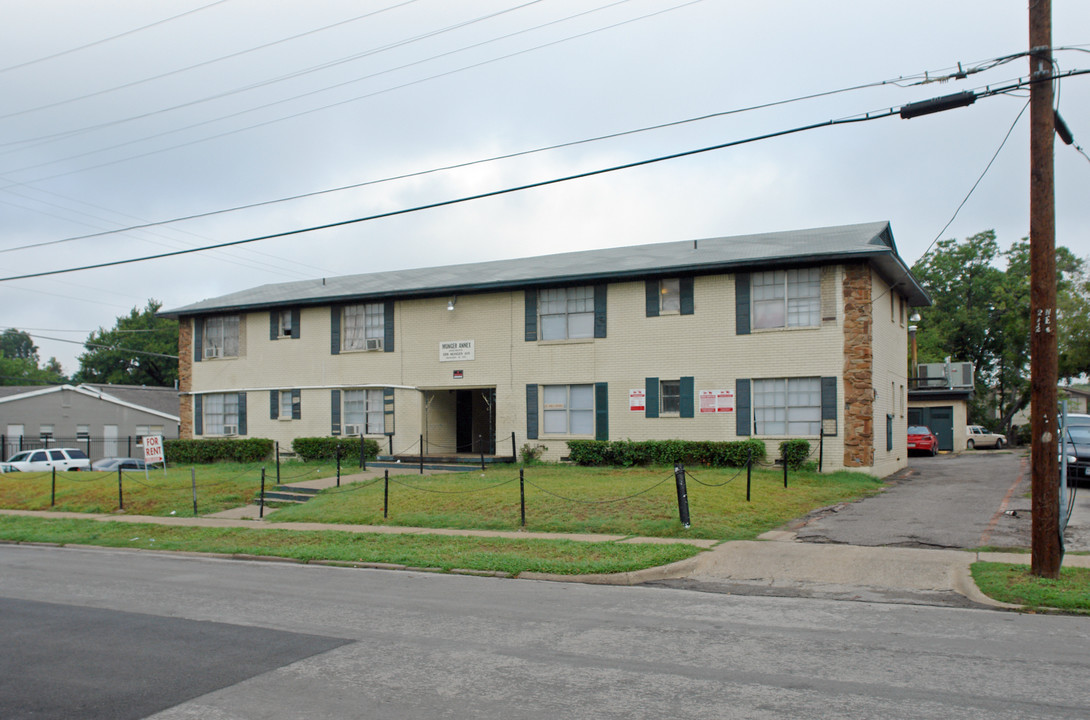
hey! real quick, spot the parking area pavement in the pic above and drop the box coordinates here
[794,450,1031,549]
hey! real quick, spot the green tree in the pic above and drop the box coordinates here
[0,348,67,386]
[74,300,179,387]
[911,231,1089,431]
[0,328,39,361]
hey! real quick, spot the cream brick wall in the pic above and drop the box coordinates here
[185,263,910,474]
[869,273,910,477]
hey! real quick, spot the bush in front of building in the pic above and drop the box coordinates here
[778,439,812,469]
[566,439,766,468]
[292,436,380,463]
[164,438,275,464]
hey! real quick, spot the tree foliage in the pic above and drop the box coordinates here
[911,231,1089,431]
[74,300,179,387]
[0,329,67,386]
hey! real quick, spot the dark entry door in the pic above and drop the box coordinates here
[908,406,954,452]
[455,389,496,454]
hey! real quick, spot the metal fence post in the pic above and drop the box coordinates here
[783,447,788,488]
[336,447,341,488]
[276,441,281,485]
[259,467,266,519]
[51,467,56,507]
[117,467,124,511]
[191,467,197,517]
[674,463,691,528]
[359,433,365,470]
[520,468,526,527]
[746,448,752,502]
[511,432,516,462]
[818,427,824,473]
[419,434,424,475]
[479,435,485,471]
[383,469,389,519]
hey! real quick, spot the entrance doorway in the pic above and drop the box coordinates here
[455,388,495,455]
[908,406,954,452]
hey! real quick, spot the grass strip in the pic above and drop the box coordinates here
[0,515,702,576]
[971,562,1090,614]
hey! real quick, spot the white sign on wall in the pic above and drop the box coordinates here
[629,389,646,412]
[699,390,735,413]
[143,435,165,464]
[439,340,475,362]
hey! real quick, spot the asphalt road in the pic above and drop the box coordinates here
[2,545,1089,719]
[795,451,1030,549]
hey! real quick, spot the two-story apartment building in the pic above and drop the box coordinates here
[161,221,929,475]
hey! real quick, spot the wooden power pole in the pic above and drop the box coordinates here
[1029,0,1061,577]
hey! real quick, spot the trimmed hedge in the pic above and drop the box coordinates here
[566,439,766,468]
[292,436,380,462]
[778,439,811,470]
[164,438,274,464]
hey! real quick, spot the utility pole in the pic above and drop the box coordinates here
[1029,0,1061,578]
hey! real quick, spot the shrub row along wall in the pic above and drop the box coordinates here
[164,438,275,464]
[292,437,380,462]
[566,439,767,467]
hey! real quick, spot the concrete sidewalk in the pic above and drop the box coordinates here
[4,506,1087,610]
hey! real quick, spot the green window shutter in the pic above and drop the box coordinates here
[193,318,204,362]
[736,379,751,436]
[524,289,537,341]
[680,376,695,418]
[595,382,609,441]
[292,388,301,420]
[887,413,894,451]
[645,377,659,419]
[680,277,694,315]
[331,390,341,435]
[384,301,394,352]
[525,384,538,439]
[735,273,751,335]
[194,394,203,435]
[237,393,247,436]
[821,376,837,436]
[645,281,660,317]
[291,308,300,339]
[383,387,395,436]
[270,390,279,420]
[269,311,278,341]
[330,306,341,355]
[593,285,607,338]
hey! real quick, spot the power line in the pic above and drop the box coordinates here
[0,0,422,122]
[0,0,232,75]
[22,332,179,360]
[0,62,1017,256]
[0,110,899,282]
[0,0,695,183]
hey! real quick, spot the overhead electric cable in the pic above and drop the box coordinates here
[0,0,421,122]
[0,0,695,182]
[0,0,232,74]
[24,332,179,360]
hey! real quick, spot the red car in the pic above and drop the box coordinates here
[907,426,939,455]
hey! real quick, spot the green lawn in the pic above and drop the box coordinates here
[0,515,701,576]
[271,464,884,540]
[971,562,1090,614]
[0,460,339,516]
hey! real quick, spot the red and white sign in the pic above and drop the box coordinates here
[143,435,164,465]
[699,390,735,413]
[629,389,646,412]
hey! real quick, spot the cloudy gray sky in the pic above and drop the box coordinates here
[2,0,1088,375]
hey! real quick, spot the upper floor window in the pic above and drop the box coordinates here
[540,286,594,340]
[204,315,240,358]
[344,303,385,351]
[752,269,820,329]
[659,279,681,313]
[279,309,294,337]
[542,384,594,435]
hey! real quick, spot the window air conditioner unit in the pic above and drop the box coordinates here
[204,346,221,359]
[365,338,383,351]
[222,424,238,436]
[344,424,362,436]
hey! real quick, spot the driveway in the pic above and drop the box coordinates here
[794,451,1030,550]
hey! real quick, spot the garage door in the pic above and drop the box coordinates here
[908,406,954,452]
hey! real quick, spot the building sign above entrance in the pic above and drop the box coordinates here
[439,340,475,362]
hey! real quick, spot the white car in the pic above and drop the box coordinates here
[966,425,1005,450]
[1,448,90,472]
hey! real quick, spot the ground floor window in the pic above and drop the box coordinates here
[753,377,821,435]
[204,393,239,435]
[344,389,384,434]
[543,384,594,435]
